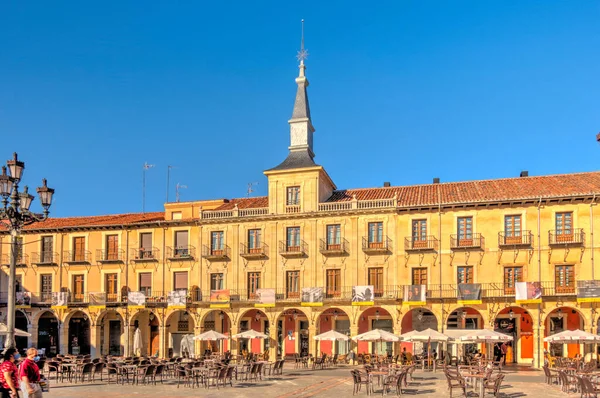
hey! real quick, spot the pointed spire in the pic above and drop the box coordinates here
[291,19,313,123]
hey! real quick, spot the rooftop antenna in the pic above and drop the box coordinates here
[166,165,177,203]
[247,182,259,198]
[175,183,188,203]
[142,162,155,213]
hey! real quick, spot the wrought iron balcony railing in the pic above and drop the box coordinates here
[166,246,196,261]
[202,245,231,261]
[319,238,349,256]
[95,249,125,263]
[31,251,59,266]
[63,250,92,264]
[130,248,160,262]
[362,236,392,254]
[549,229,584,246]
[279,240,308,257]
[404,236,438,251]
[450,233,484,250]
[239,243,269,259]
[498,231,533,247]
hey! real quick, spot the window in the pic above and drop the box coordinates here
[286,227,301,251]
[210,273,224,290]
[555,265,575,293]
[174,231,189,256]
[326,269,341,298]
[173,271,188,292]
[368,222,384,248]
[41,236,53,263]
[457,217,473,242]
[248,272,261,299]
[286,271,300,298]
[106,235,119,261]
[556,212,573,237]
[411,268,427,286]
[503,267,522,295]
[139,273,152,296]
[457,266,474,284]
[326,224,341,249]
[248,229,261,252]
[105,273,118,302]
[211,231,224,255]
[368,267,384,297]
[171,212,182,220]
[72,274,85,302]
[139,233,153,259]
[504,215,522,237]
[15,275,22,293]
[73,237,85,262]
[286,186,300,206]
[40,274,52,302]
[412,220,427,248]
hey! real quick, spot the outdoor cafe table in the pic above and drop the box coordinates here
[60,363,79,382]
[464,374,487,398]
[369,371,389,388]
[119,364,139,384]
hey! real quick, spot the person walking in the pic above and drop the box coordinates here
[500,342,508,366]
[19,348,42,398]
[0,348,20,398]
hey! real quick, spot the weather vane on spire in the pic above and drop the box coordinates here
[296,19,309,63]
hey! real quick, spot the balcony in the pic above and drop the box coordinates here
[63,250,92,265]
[362,236,392,254]
[1,253,29,268]
[31,251,59,266]
[319,238,349,256]
[130,248,160,262]
[275,288,302,302]
[498,231,533,247]
[450,233,484,250]
[278,240,308,258]
[239,243,269,259]
[68,292,88,304]
[202,245,231,261]
[95,249,125,264]
[166,246,196,261]
[285,205,301,214]
[549,229,585,246]
[404,236,438,251]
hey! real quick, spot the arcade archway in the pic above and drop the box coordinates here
[165,310,195,357]
[67,310,90,355]
[317,308,350,355]
[276,309,309,357]
[129,310,160,357]
[545,306,584,358]
[494,307,533,364]
[37,311,59,357]
[238,309,268,354]
[358,307,393,355]
[199,310,231,354]
[401,308,438,355]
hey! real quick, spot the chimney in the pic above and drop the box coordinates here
[433,178,440,184]
[520,171,529,178]
[383,182,391,187]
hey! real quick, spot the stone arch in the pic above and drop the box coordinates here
[197,310,232,354]
[164,309,196,358]
[35,310,59,357]
[401,307,439,333]
[65,310,91,355]
[95,309,125,357]
[316,308,351,356]
[236,309,270,355]
[357,307,394,355]
[276,308,310,357]
[493,306,534,364]
[128,310,161,357]
[544,306,586,358]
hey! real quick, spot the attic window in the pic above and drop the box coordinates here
[171,212,182,220]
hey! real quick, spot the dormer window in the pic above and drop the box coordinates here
[286,186,300,205]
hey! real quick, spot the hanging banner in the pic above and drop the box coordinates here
[210,289,230,308]
[167,290,188,308]
[577,281,600,303]
[457,283,482,304]
[128,291,146,309]
[255,288,276,308]
[51,292,68,310]
[352,285,375,306]
[16,292,31,308]
[404,285,426,305]
[301,287,323,307]
[515,282,542,304]
[89,292,106,311]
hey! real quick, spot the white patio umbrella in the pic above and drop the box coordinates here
[352,329,400,342]
[232,329,269,339]
[314,330,350,341]
[544,329,600,344]
[456,329,513,343]
[399,328,448,342]
[0,323,31,337]
[133,327,142,356]
[193,330,228,341]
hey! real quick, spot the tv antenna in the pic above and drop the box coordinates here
[142,162,155,213]
[166,165,177,203]
[176,183,188,203]
[247,182,259,198]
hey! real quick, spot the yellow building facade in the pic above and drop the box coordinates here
[1,58,600,368]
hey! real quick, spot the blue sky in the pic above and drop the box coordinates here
[0,1,599,217]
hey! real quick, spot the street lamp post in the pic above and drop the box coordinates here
[0,153,54,349]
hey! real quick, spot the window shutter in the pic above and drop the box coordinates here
[174,272,188,290]
[139,273,152,289]
[175,231,188,248]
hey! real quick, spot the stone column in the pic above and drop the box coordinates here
[349,324,359,365]
[308,325,317,357]
[229,324,239,357]
[393,324,402,357]
[159,325,167,358]
[89,324,98,358]
[269,323,278,360]
[533,324,545,369]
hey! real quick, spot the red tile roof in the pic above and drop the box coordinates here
[214,196,269,210]
[16,212,165,231]
[327,172,600,206]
